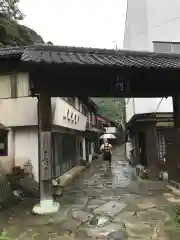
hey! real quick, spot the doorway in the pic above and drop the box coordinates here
[138,132,147,166]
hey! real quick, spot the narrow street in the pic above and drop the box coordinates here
[0,146,179,239]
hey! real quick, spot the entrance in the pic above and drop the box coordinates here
[138,132,147,166]
[1,45,180,213]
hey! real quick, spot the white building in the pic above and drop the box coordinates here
[0,73,100,181]
[123,0,180,166]
[123,0,180,123]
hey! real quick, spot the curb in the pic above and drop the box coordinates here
[166,184,180,198]
[52,162,90,196]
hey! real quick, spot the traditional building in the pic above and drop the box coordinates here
[0,74,102,181]
[0,44,180,213]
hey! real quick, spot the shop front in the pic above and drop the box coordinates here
[52,132,78,178]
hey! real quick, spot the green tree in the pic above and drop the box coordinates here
[0,0,24,20]
[92,98,124,122]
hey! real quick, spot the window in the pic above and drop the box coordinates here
[153,42,171,53]
[171,43,180,54]
[82,105,87,116]
[0,74,30,99]
[11,75,17,98]
[67,97,75,107]
[0,130,8,156]
[157,131,166,162]
[153,41,180,54]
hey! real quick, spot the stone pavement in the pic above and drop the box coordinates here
[0,145,180,239]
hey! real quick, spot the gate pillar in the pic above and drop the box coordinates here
[32,92,59,215]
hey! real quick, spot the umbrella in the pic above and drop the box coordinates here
[100,133,116,139]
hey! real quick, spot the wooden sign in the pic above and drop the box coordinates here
[110,76,129,95]
[40,131,52,180]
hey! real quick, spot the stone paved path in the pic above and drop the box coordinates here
[0,145,180,239]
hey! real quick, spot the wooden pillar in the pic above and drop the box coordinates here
[169,94,180,182]
[32,92,59,214]
[38,92,53,202]
[166,128,179,181]
[146,123,159,179]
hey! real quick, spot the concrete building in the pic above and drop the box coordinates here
[123,0,180,177]
[0,73,102,181]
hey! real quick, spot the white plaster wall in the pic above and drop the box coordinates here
[14,129,39,181]
[53,98,87,131]
[0,97,38,127]
[0,97,87,131]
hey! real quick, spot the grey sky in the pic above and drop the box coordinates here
[19,0,127,49]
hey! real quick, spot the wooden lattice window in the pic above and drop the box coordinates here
[157,131,166,162]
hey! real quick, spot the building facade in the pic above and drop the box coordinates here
[123,0,180,178]
[0,73,102,181]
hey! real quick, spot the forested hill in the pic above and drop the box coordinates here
[0,13,43,46]
[92,98,124,122]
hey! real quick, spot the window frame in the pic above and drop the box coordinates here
[153,41,180,54]
[0,130,8,156]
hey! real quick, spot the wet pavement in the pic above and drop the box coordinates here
[0,145,180,239]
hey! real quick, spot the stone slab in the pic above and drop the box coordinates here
[125,222,153,238]
[93,201,126,217]
[71,210,93,223]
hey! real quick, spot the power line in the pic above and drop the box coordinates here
[124,14,180,40]
[153,97,164,115]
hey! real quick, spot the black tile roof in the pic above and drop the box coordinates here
[1,44,180,69]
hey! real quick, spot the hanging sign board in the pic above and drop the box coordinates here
[40,131,52,181]
[110,76,129,95]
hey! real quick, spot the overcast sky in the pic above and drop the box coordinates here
[19,0,127,49]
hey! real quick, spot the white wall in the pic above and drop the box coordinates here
[14,129,39,181]
[147,0,180,50]
[105,127,117,134]
[126,97,173,122]
[82,137,86,161]
[0,74,87,131]
[53,98,87,131]
[124,0,179,122]
[123,0,149,50]
[124,0,180,51]
[0,97,38,127]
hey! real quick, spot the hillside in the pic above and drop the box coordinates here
[92,98,124,122]
[0,13,43,46]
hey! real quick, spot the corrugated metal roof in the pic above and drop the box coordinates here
[1,44,180,69]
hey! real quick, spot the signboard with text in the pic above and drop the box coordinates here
[40,131,52,181]
[110,76,129,96]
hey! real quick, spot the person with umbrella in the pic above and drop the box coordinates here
[100,138,112,168]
